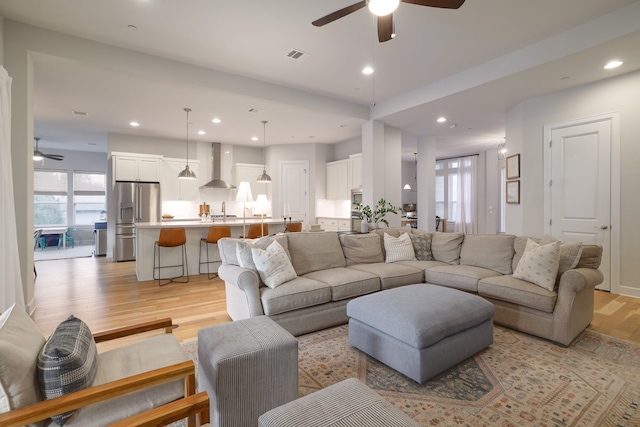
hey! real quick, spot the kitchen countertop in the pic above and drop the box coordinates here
[137,218,296,228]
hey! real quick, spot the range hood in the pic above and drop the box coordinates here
[201,142,236,189]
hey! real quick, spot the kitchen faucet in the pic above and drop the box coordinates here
[221,201,226,222]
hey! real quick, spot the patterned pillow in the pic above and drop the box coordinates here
[383,232,416,263]
[409,233,433,261]
[37,315,98,425]
[251,241,297,289]
[539,235,583,282]
[513,239,560,291]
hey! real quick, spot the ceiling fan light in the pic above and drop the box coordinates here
[403,184,411,190]
[368,0,399,16]
[33,151,44,161]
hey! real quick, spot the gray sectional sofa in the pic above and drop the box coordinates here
[217,228,603,346]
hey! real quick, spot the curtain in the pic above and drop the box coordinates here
[454,155,478,234]
[0,66,25,311]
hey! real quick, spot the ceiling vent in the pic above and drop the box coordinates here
[285,49,311,61]
[247,108,265,114]
[72,110,89,117]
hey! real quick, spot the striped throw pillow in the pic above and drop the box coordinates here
[384,232,416,263]
[37,315,97,425]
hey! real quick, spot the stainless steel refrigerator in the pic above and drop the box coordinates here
[114,181,161,261]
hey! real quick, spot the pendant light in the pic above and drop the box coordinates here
[404,153,417,191]
[178,107,197,180]
[257,120,272,183]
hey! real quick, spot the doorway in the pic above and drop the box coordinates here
[279,161,309,228]
[544,113,620,291]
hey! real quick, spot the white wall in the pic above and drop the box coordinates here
[506,70,640,296]
[333,137,361,161]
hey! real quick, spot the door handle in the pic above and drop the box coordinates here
[594,225,609,230]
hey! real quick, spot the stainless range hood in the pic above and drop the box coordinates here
[201,142,235,189]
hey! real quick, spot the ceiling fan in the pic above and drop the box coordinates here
[312,0,465,42]
[33,137,64,161]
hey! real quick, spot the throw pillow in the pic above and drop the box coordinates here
[539,235,584,281]
[513,239,560,291]
[383,232,416,263]
[408,233,433,261]
[0,304,46,414]
[37,315,98,425]
[251,241,297,289]
[431,232,464,264]
[339,233,384,266]
[236,236,291,285]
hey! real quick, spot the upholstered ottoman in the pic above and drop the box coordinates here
[197,316,298,427]
[257,378,421,427]
[347,283,494,383]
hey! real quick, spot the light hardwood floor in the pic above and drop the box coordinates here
[31,255,640,345]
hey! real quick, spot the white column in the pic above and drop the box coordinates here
[361,120,385,207]
[417,136,436,231]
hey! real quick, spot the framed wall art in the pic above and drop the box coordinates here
[506,154,520,179]
[506,180,520,204]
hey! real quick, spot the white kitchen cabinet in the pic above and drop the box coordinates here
[338,219,351,231]
[113,153,162,182]
[162,158,200,201]
[349,153,362,190]
[317,217,338,232]
[326,159,350,200]
[233,163,266,199]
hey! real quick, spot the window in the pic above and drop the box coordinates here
[435,160,459,220]
[500,166,506,233]
[34,170,68,226]
[73,172,106,225]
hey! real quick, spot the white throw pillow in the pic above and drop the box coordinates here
[251,241,297,289]
[539,235,583,281]
[513,239,560,291]
[383,232,416,263]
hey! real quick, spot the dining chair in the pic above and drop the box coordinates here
[58,227,76,249]
[33,229,43,277]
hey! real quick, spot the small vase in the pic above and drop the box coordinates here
[360,221,369,234]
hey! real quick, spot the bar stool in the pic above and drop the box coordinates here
[199,226,231,279]
[153,227,188,286]
[246,223,268,239]
[287,222,302,232]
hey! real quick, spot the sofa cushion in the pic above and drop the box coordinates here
[348,263,423,290]
[221,235,289,267]
[513,239,560,291]
[396,260,449,281]
[252,241,298,289]
[426,265,502,293]
[459,234,515,274]
[576,244,603,269]
[409,233,433,261]
[304,268,380,301]
[339,233,383,266]
[260,277,332,316]
[539,235,584,282]
[0,304,46,416]
[478,275,557,313]
[431,232,464,264]
[383,232,416,263]
[286,232,346,275]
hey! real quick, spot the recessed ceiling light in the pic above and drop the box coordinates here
[362,66,374,75]
[212,118,221,123]
[130,121,140,127]
[437,117,447,123]
[604,60,623,69]
[198,130,205,135]
[251,136,258,141]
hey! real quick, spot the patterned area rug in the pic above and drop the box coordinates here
[181,325,640,426]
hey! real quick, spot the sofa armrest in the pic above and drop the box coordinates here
[557,268,604,294]
[219,264,264,317]
[0,361,196,427]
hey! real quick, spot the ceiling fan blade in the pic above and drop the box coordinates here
[44,154,64,161]
[312,1,366,26]
[402,0,465,9]
[377,14,395,42]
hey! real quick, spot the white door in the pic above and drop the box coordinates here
[546,117,612,290]
[280,161,308,226]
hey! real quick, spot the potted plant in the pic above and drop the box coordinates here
[354,198,401,232]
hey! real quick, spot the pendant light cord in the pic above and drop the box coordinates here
[184,107,191,166]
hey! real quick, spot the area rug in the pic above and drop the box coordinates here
[181,325,640,426]
[34,244,95,260]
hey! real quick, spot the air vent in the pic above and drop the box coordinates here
[247,108,266,114]
[285,49,311,61]
[72,110,89,117]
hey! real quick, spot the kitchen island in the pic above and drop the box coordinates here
[135,218,299,281]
